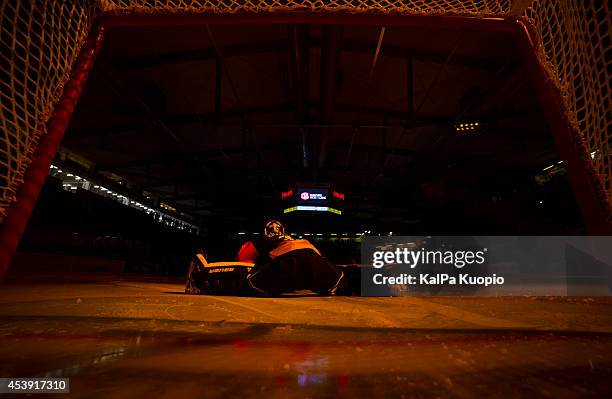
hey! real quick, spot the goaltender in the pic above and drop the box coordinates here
[237,220,343,296]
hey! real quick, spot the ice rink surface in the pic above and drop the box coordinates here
[0,282,611,398]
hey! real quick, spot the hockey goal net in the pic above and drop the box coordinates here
[0,0,610,222]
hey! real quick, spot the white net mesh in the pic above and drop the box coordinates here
[98,0,513,16]
[522,0,612,218]
[0,0,610,224]
[0,0,96,220]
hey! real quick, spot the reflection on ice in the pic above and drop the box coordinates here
[44,347,127,378]
[295,357,328,387]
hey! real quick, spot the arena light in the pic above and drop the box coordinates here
[48,166,199,234]
[454,121,480,133]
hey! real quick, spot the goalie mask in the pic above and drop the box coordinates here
[263,220,286,239]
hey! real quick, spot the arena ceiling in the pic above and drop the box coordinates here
[59,22,561,232]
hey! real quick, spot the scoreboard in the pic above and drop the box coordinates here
[282,183,345,215]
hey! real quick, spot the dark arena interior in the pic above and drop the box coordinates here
[0,2,611,398]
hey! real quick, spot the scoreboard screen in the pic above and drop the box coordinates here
[282,184,344,215]
[297,188,329,205]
